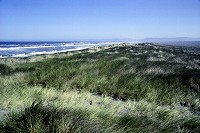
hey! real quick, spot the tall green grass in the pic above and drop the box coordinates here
[16,45,199,105]
[0,43,200,132]
[1,87,199,132]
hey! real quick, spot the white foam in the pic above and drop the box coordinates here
[0,55,7,58]
[11,53,29,58]
[10,47,90,58]
[0,42,115,51]
[0,45,55,51]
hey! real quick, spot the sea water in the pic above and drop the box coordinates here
[0,42,114,58]
[1,41,199,58]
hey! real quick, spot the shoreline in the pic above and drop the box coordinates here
[0,41,122,59]
[1,41,199,60]
[0,43,127,63]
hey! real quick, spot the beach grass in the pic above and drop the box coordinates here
[0,43,200,132]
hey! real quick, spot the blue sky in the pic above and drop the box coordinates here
[0,0,200,41]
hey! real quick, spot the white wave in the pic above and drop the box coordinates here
[11,53,30,58]
[0,45,56,51]
[0,42,114,51]
[63,44,79,47]
[10,47,90,58]
[63,43,105,47]
[0,55,7,58]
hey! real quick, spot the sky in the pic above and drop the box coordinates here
[0,0,200,41]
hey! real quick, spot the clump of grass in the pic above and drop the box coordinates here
[0,102,102,133]
[0,64,13,75]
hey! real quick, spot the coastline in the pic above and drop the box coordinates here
[1,42,200,132]
[0,43,125,63]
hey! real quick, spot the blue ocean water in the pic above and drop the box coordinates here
[0,41,199,58]
[0,42,114,58]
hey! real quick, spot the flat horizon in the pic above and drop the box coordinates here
[1,37,200,43]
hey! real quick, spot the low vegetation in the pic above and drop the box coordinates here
[0,43,200,132]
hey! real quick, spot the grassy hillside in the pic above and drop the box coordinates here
[0,43,200,132]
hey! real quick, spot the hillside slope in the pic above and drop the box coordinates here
[0,43,200,132]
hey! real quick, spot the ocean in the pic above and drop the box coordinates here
[0,42,114,58]
[0,41,199,58]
